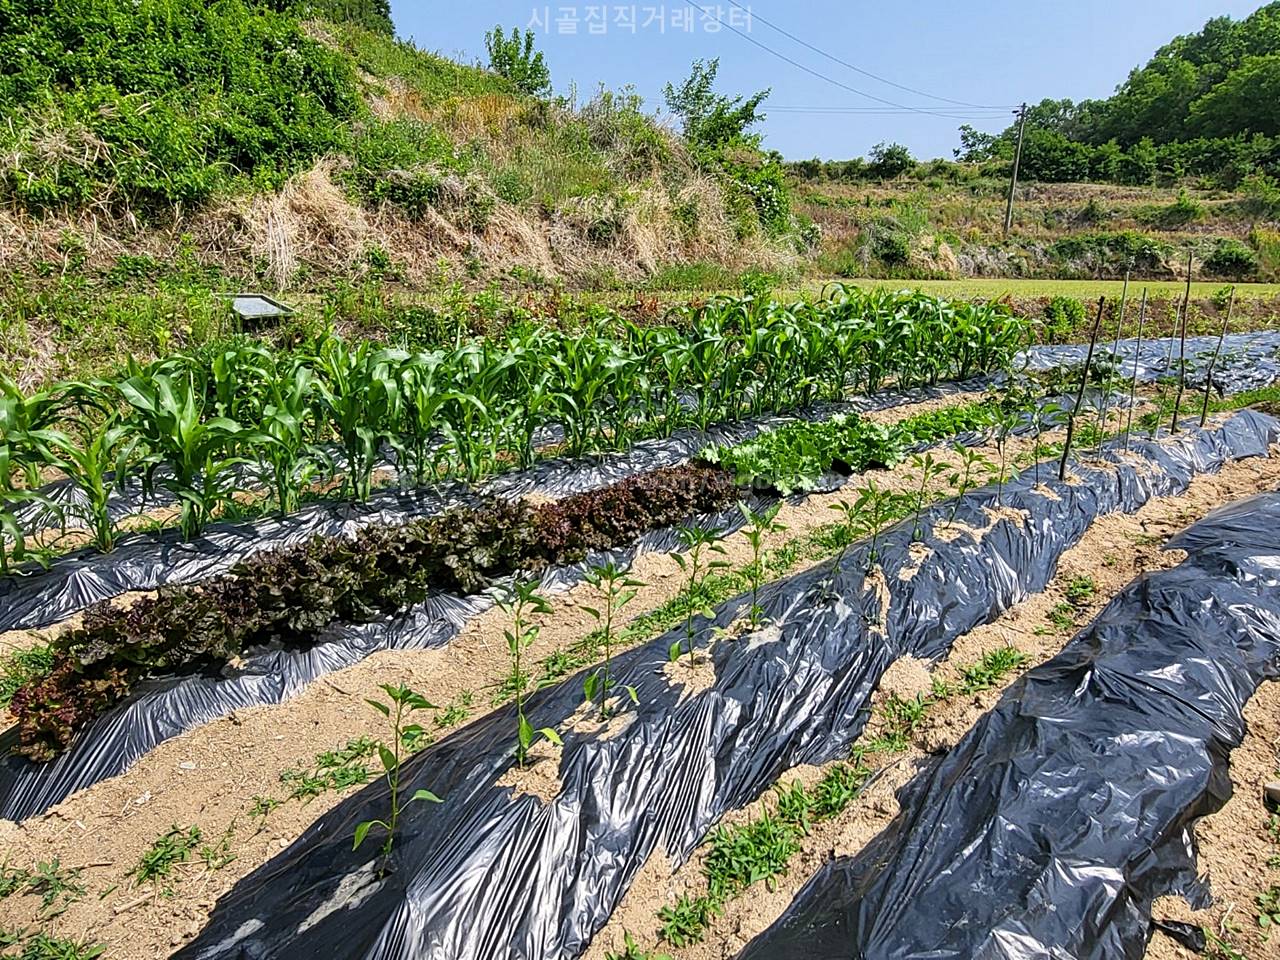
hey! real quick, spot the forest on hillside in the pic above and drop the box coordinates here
[959,2,1280,186]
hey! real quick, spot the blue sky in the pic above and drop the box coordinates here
[389,1,1266,161]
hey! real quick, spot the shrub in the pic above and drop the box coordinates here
[1251,227,1280,279]
[1204,238,1259,278]
[1043,296,1086,342]
[280,0,393,34]
[1049,231,1167,274]
[1136,189,1206,228]
[867,142,915,180]
[345,119,471,215]
[872,229,911,267]
[0,0,360,211]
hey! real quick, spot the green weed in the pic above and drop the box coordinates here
[433,692,474,729]
[604,932,673,960]
[280,738,377,802]
[2,932,105,959]
[1259,885,1280,936]
[0,860,85,917]
[1047,602,1077,632]
[704,812,801,899]
[1205,928,1248,960]
[958,647,1030,694]
[199,825,237,872]
[248,795,280,820]
[0,646,54,707]
[134,825,202,886]
[658,894,721,947]
[1065,575,1097,607]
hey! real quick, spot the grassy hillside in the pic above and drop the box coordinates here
[4,0,1280,392]
[0,0,800,385]
[796,175,1280,283]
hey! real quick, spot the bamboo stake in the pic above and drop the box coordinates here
[1059,296,1106,481]
[1094,268,1130,453]
[1199,286,1235,428]
[1169,251,1194,433]
[1123,289,1148,453]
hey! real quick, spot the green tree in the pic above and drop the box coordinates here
[484,26,551,97]
[954,124,999,162]
[1188,53,1280,138]
[663,59,788,233]
[663,58,769,157]
[867,142,914,180]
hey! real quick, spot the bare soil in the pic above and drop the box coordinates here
[1146,680,1280,960]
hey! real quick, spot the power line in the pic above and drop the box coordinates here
[680,0,1006,121]
[768,106,1013,119]
[722,0,1016,111]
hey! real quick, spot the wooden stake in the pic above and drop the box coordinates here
[1123,289,1148,453]
[1059,296,1106,481]
[1169,251,1194,433]
[1200,286,1235,428]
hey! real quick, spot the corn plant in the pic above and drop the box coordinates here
[509,361,558,471]
[28,415,132,552]
[946,445,994,527]
[669,523,729,664]
[390,351,449,487]
[199,338,276,423]
[550,331,630,456]
[258,361,331,515]
[581,562,644,720]
[0,376,71,570]
[116,372,262,540]
[739,501,786,628]
[354,684,442,862]
[437,340,520,484]
[314,337,403,501]
[649,317,702,427]
[683,317,738,429]
[906,453,947,542]
[499,580,561,767]
[603,344,652,451]
[0,374,79,487]
[0,486,54,575]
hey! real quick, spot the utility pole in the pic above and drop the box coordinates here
[1003,103,1028,238]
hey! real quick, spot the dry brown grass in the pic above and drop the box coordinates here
[1,154,781,297]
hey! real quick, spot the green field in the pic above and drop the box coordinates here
[812,277,1280,300]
